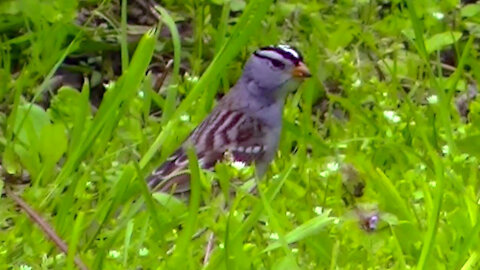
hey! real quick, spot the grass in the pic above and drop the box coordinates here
[1,0,480,269]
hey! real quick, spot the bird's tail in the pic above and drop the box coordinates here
[147,148,191,193]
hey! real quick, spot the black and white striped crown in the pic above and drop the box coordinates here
[254,44,303,65]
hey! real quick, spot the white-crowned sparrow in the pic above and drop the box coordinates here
[148,45,311,193]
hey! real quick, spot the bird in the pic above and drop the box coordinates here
[148,44,311,193]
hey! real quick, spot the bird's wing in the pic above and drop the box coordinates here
[147,109,268,193]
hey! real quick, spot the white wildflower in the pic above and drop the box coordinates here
[383,110,401,123]
[432,12,444,20]
[85,181,94,190]
[103,81,115,90]
[319,171,329,177]
[108,250,120,259]
[186,75,199,83]
[269,233,279,240]
[138,247,149,257]
[427,95,438,104]
[231,161,247,170]
[352,79,362,88]
[180,114,190,122]
[327,162,340,172]
[442,145,450,155]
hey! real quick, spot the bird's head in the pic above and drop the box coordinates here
[241,44,311,99]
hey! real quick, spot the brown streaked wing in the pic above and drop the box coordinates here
[147,148,188,189]
[223,114,267,164]
[148,110,268,193]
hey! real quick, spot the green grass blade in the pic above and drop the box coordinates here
[156,6,182,124]
[167,145,201,267]
[120,0,129,72]
[66,211,85,270]
[263,212,334,252]
[123,220,134,267]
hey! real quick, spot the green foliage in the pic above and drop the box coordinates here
[1,0,480,269]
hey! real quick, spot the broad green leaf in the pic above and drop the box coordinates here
[49,86,83,122]
[263,212,334,252]
[39,123,67,165]
[231,0,246,11]
[425,31,462,54]
[14,103,50,146]
[2,146,21,174]
[456,135,480,158]
[461,4,480,18]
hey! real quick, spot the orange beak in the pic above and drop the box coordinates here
[292,62,312,78]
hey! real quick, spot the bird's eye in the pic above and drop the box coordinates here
[269,59,285,69]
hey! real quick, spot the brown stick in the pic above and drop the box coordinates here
[203,232,215,265]
[5,186,89,270]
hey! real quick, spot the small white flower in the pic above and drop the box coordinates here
[432,12,444,20]
[314,206,323,215]
[86,181,94,190]
[138,91,145,98]
[103,81,115,90]
[42,254,53,266]
[442,145,450,155]
[19,265,32,270]
[108,250,121,259]
[286,211,294,218]
[186,75,199,83]
[383,110,401,123]
[319,162,340,178]
[269,233,279,240]
[319,171,329,177]
[427,95,438,104]
[180,114,190,122]
[231,161,247,170]
[138,247,149,257]
[327,162,340,172]
[352,79,362,88]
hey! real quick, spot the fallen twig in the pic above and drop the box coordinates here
[5,186,89,270]
[203,232,215,265]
